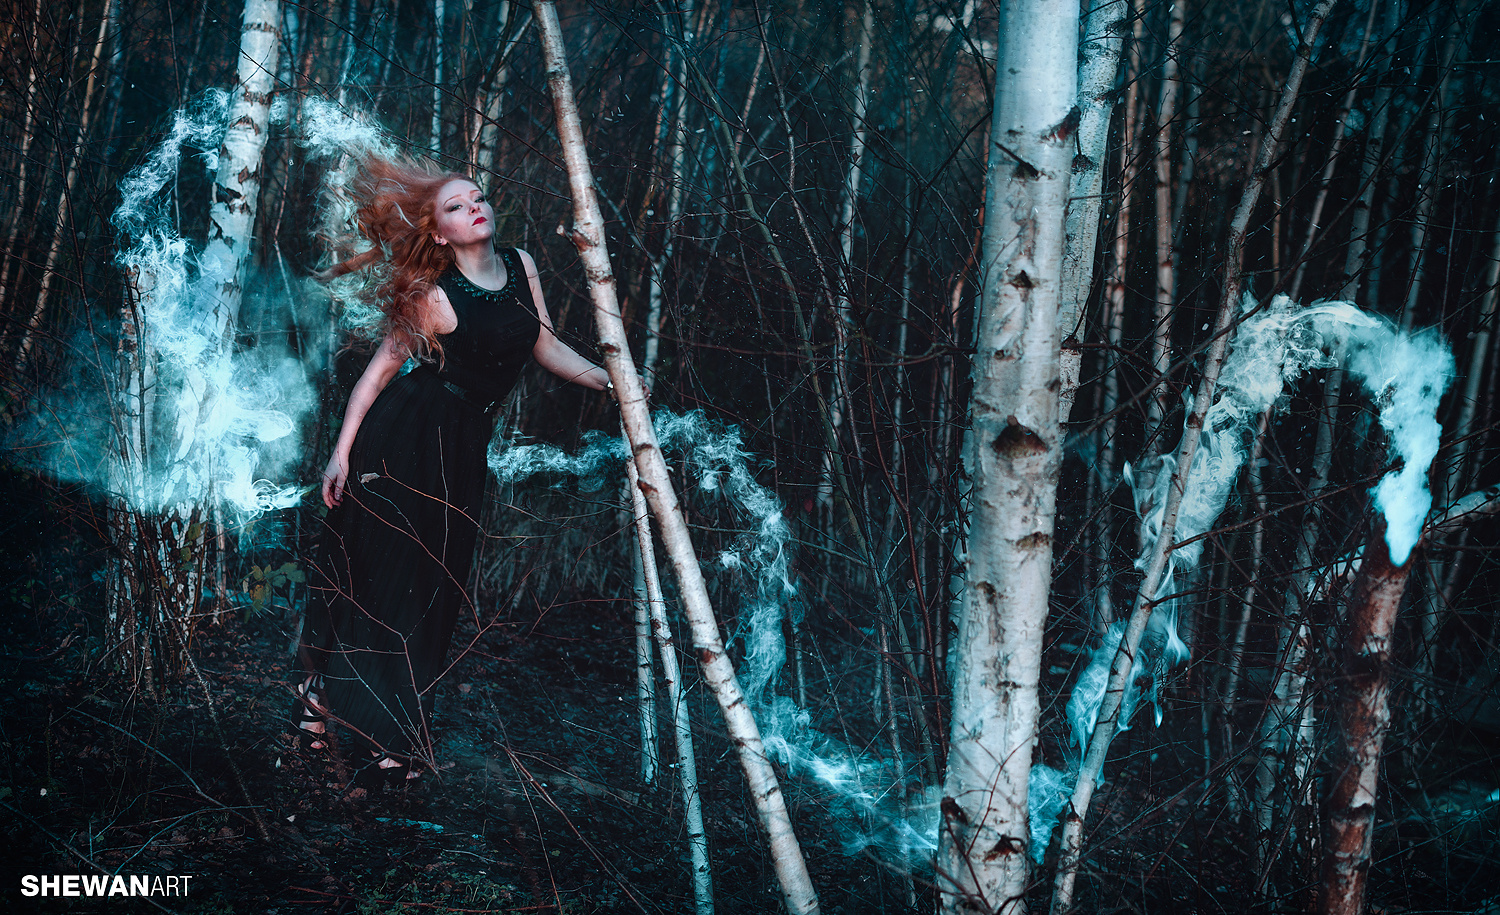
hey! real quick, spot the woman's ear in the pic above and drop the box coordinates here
[432,234,447,246]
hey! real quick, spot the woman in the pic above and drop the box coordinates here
[294,156,617,783]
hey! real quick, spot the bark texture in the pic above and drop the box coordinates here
[938,2,1077,911]
[1318,526,1412,915]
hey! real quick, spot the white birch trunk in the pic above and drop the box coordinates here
[818,0,875,516]
[1050,5,1336,911]
[644,0,694,382]
[106,0,281,679]
[937,3,1077,912]
[534,6,819,911]
[1148,0,1184,434]
[626,454,711,915]
[1058,0,1128,425]
[630,494,660,786]
[201,0,281,347]
[1317,523,1412,915]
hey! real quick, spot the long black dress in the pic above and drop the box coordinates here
[303,247,539,763]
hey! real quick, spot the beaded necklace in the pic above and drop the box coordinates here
[450,267,510,302]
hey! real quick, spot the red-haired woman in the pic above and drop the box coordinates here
[293,157,616,783]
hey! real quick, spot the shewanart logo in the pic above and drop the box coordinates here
[20,874,193,898]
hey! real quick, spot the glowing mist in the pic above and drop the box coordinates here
[491,410,936,862]
[8,95,402,523]
[1035,296,1452,857]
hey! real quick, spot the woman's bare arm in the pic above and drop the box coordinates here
[519,249,613,391]
[322,333,410,508]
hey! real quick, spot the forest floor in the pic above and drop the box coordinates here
[2,472,1497,914]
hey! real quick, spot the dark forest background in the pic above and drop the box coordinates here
[1,0,1498,911]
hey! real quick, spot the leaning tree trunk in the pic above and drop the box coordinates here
[533,5,819,912]
[1050,4,1336,911]
[937,2,1077,912]
[1317,522,1414,915]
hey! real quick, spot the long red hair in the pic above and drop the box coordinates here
[321,155,472,360]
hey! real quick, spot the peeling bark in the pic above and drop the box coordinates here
[1318,524,1412,915]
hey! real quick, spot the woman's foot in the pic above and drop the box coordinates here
[376,755,423,781]
[291,676,328,751]
[351,753,422,791]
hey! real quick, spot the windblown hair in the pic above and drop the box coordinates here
[320,155,473,360]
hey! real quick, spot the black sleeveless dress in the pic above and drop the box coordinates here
[303,248,540,763]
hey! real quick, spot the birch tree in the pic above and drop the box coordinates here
[533,4,819,911]
[107,0,282,679]
[1147,0,1184,434]
[1059,0,1128,425]
[201,0,282,348]
[643,0,694,382]
[1317,524,1416,915]
[13,0,115,371]
[938,2,1077,911]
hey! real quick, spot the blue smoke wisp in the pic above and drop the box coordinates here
[490,410,936,862]
[104,91,310,517]
[1033,295,1452,859]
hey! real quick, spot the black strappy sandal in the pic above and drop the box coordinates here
[352,753,423,791]
[290,676,328,752]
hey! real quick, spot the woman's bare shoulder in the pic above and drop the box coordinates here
[426,282,458,335]
[514,248,539,278]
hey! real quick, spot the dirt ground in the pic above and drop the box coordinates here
[0,599,919,912]
[0,468,919,913]
[2,474,1496,914]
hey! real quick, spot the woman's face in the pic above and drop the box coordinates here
[432,179,494,248]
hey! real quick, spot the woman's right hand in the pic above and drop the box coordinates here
[322,452,349,509]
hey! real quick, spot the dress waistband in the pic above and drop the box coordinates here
[417,366,500,413]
